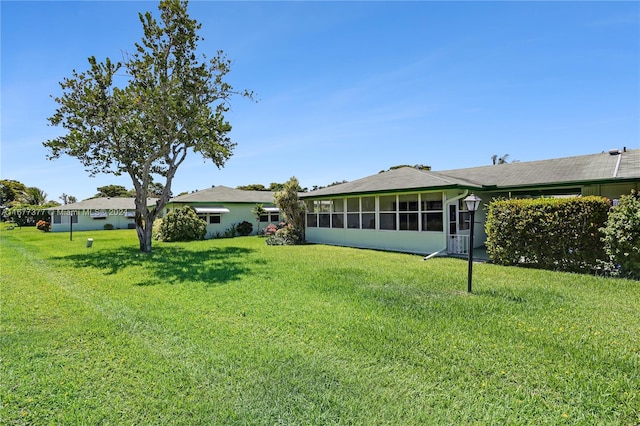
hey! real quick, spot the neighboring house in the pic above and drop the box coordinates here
[165,185,279,237]
[47,197,158,232]
[301,148,640,256]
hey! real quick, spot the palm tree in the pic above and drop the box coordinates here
[23,187,47,205]
[491,154,510,165]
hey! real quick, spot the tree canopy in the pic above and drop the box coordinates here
[379,164,431,174]
[59,193,78,205]
[44,0,253,252]
[95,185,132,198]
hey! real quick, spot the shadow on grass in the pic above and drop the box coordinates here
[54,245,255,286]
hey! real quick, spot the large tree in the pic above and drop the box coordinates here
[0,180,28,206]
[95,185,131,198]
[44,0,252,252]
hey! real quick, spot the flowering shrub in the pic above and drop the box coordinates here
[266,223,301,245]
[601,190,640,279]
[262,223,279,236]
[36,220,51,232]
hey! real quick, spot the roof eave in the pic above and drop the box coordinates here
[472,177,640,193]
[300,183,482,199]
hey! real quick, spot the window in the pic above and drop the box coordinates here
[259,213,279,223]
[361,197,376,229]
[422,212,443,232]
[346,197,360,229]
[331,198,344,228]
[379,212,396,230]
[53,213,78,224]
[379,195,396,211]
[91,211,107,220]
[307,192,444,233]
[421,193,443,232]
[458,200,470,230]
[318,200,331,228]
[379,195,396,230]
[421,192,443,211]
[399,194,418,231]
[198,214,221,224]
[319,214,331,228]
[307,213,318,227]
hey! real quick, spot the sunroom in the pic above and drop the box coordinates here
[304,188,479,256]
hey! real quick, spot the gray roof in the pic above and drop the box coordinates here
[47,197,159,211]
[440,149,640,188]
[170,185,276,204]
[302,167,481,198]
[302,149,640,198]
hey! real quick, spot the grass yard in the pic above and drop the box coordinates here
[1,227,638,425]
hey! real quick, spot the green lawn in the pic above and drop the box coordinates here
[1,227,638,425]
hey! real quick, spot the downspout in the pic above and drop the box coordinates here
[423,248,445,261]
[423,189,469,261]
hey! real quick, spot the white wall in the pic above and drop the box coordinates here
[305,227,446,255]
[51,212,137,232]
[164,203,280,238]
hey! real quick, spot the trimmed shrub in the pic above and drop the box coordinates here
[237,221,253,236]
[36,220,51,232]
[103,223,114,230]
[601,190,640,279]
[485,196,610,273]
[152,218,163,240]
[155,207,206,242]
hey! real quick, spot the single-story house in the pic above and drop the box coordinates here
[300,148,640,256]
[164,185,279,237]
[47,197,158,232]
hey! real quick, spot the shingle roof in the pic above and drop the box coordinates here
[302,149,639,198]
[47,197,158,211]
[170,185,276,204]
[617,149,640,179]
[439,149,640,188]
[302,167,480,198]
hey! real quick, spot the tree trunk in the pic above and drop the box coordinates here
[137,222,153,253]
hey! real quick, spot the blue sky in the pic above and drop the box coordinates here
[2,1,638,201]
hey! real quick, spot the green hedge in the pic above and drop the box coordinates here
[485,197,610,273]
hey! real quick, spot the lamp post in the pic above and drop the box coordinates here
[464,194,482,293]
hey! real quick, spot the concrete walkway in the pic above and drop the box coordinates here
[446,245,491,262]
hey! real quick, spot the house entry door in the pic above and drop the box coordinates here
[447,203,468,255]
